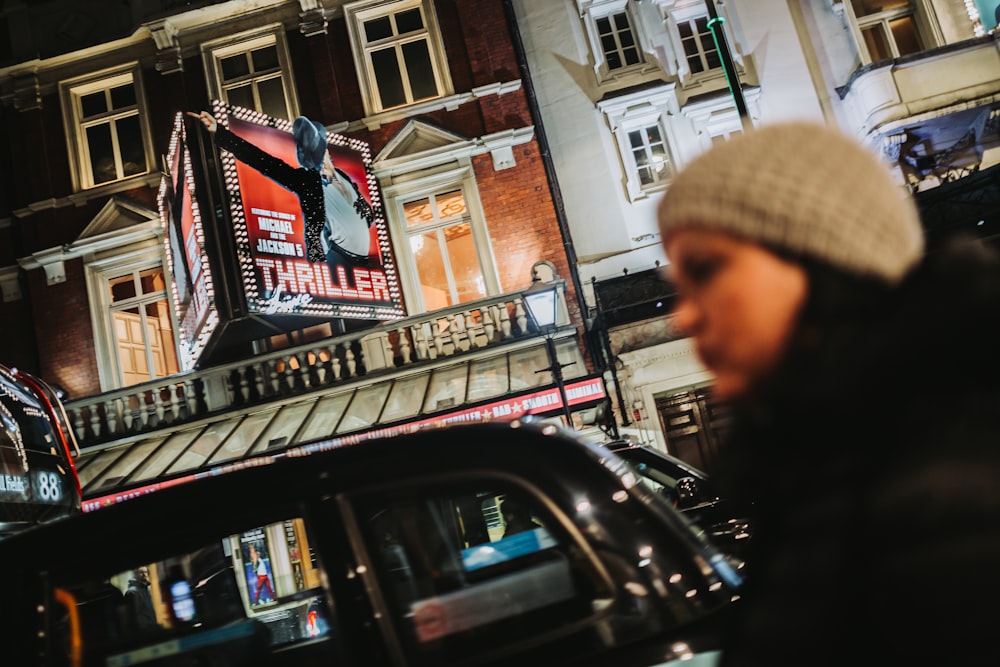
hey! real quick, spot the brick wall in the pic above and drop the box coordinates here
[30,259,101,398]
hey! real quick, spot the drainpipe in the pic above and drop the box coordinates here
[704,0,753,132]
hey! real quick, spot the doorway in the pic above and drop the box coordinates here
[654,386,730,473]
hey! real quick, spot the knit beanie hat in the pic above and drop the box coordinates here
[657,122,924,285]
[293,116,329,171]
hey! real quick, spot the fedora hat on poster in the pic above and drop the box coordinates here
[293,116,329,171]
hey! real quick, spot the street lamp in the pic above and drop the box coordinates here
[522,278,575,425]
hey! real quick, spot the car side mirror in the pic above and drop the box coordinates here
[674,476,702,509]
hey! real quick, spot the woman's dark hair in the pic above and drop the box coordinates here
[793,255,895,336]
[734,249,897,408]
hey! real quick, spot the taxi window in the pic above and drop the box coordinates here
[354,481,611,664]
[48,516,336,666]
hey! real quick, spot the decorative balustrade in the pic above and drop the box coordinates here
[64,287,561,449]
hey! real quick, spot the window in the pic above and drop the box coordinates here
[87,248,180,391]
[598,85,680,201]
[597,10,641,71]
[844,0,932,62]
[60,65,153,190]
[379,122,501,313]
[48,516,335,665]
[404,189,486,309]
[107,267,179,387]
[579,0,655,84]
[352,479,610,661]
[346,0,453,114]
[677,16,721,74]
[628,124,672,188]
[203,28,298,120]
[666,1,742,86]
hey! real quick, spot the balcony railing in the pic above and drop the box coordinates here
[65,285,569,450]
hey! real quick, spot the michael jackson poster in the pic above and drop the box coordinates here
[212,103,404,320]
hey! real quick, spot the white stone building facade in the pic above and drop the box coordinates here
[510,0,1000,457]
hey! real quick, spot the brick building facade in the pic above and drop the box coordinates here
[0,0,589,405]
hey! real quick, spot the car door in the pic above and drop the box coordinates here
[331,470,619,666]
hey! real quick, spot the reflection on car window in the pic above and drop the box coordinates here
[356,482,609,663]
[627,459,677,500]
[614,449,690,505]
[50,516,337,666]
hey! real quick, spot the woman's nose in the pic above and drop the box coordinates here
[670,297,699,337]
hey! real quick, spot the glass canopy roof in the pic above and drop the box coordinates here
[75,340,602,501]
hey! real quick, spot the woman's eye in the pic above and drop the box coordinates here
[684,257,719,284]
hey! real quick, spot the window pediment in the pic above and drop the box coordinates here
[375,119,468,163]
[78,195,159,245]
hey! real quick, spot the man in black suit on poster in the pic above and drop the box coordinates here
[188,111,378,276]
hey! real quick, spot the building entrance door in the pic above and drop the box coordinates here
[654,387,730,473]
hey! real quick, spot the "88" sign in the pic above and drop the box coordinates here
[34,471,63,502]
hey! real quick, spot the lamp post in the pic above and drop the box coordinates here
[522,279,575,426]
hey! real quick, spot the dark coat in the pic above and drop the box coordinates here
[717,239,1000,665]
[124,578,157,631]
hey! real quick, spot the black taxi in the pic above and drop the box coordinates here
[0,363,82,537]
[602,439,752,560]
[0,421,740,666]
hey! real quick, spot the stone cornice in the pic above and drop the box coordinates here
[18,218,163,284]
[352,80,523,132]
[12,174,162,220]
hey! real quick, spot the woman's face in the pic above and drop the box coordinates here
[664,228,809,402]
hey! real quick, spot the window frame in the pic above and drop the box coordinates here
[665,1,735,86]
[43,511,337,665]
[840,0,941,64]
[59,63,155,192]
[675,15,721,76]
[345,0,454,116]
[598,85,681,202]
[339,471,615,662]
[85,244,179,392]
[578,0,659,84]
[201,25,300,121]
[382,165,500,314]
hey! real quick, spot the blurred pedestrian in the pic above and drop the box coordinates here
[657,121,1000,664]
[500,496,541,538]
[123,566,157,631]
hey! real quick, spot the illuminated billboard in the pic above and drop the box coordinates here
[213,103,405,320]
[158,112,219,371]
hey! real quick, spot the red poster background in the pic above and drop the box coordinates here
[222,111,401,316]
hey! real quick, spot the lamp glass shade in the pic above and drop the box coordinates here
[523,286,558,329]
